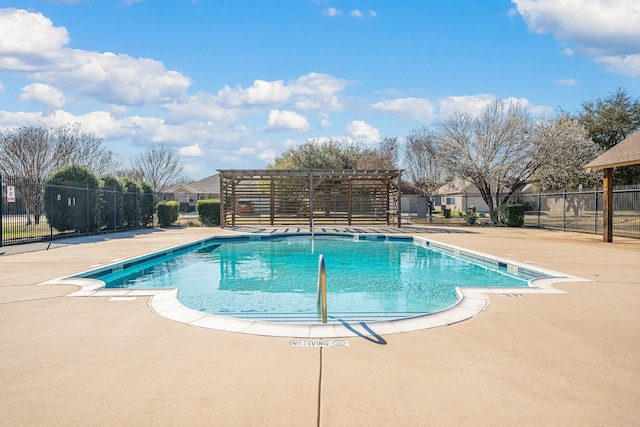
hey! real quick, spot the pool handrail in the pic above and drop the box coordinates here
[317,254,327,323]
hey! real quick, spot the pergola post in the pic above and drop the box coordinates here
[603,168,614,243]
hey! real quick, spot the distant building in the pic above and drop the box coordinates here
[164,173,220,212]
[436,178,490,213]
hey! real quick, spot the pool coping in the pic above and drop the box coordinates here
[39,232,589,338]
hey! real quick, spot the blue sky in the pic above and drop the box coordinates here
[0,0,639,180]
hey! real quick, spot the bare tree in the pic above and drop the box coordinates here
[403,127,448,222]
[131,143,184,191]
[437,99,539,222]
[356,137,399,169]
[0,124,116,225]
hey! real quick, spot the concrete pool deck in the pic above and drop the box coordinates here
[1,226,638,426]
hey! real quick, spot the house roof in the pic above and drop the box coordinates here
[165,173,220,194]
[437,178,478,195]
[584,130,640,170]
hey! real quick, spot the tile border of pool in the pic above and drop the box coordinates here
[39,233,589,338]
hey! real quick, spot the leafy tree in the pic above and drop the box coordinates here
[437,99,539,223]
[43,165,102,233]
[577,88,640,185]
[269,139,361,169]
[403,127,449,222]
[131,143,183,191]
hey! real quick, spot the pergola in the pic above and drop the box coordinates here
[218,169,402,228]
[585,131,640,242]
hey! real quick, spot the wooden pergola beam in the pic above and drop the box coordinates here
[602,168,613,243]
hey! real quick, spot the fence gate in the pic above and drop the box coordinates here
[1,174,52,246]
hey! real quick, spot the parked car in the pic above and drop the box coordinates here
[235,200,254,214]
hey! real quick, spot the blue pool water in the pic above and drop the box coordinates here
[81,236,538,322]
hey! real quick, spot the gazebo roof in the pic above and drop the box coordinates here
[585,130,640,170]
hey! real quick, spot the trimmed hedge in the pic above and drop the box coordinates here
[100,175,124,231]
[120,178,143,228]
[156,201,180,227]
[44,165,102,233]
[499,204,525,227]
[140,181,154,227]
[197,199,221,225]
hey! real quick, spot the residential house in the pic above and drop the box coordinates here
[164,173,220,212]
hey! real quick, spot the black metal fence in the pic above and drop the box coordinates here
[1,174,157,247]
[443,184,639,239]
[513,185,640,238]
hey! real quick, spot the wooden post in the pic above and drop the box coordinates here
[603,168,613,242]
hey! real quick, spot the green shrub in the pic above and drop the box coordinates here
[499,204,525,227]
[120,178,143,228]
[44,165,102,233]
[197,199,221,225]
[156,201,180,227]
[100,175,124,231]
[140,181,154,226]
[464,206,477,225]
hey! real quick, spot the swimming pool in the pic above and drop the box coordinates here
[78,234,544,323]
[51,232,584,337]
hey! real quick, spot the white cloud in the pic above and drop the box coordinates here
[370,10,378,18]
[371,94,551,124]
[370,97,436,122]
[318,112,331,128]
[217,79,290,107]
[0,80,4,92]
[20,83,65,110]
[291,73,350,111]
[164,93,251,123]
[513,0,640,75]
[266,109,310,131]
[0,9,191,105]
[440,94,551,117]
[216,73,351,112]
[350,9,363,18]
[327,7,341,17]
[438,94,497,118]
[346,120,380,144]
[553,78,579,86]
[0,9,69,60]
[595,54,640,77]
[180,143,204,157]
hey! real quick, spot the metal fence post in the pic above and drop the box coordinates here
[49,181,54,241]
[562,189,566,230]
[537,192,541,229]
[0,174,3,248]
[594,187,598,234]
[113,184,117,231]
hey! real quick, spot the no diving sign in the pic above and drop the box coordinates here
[290,340,349,348]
